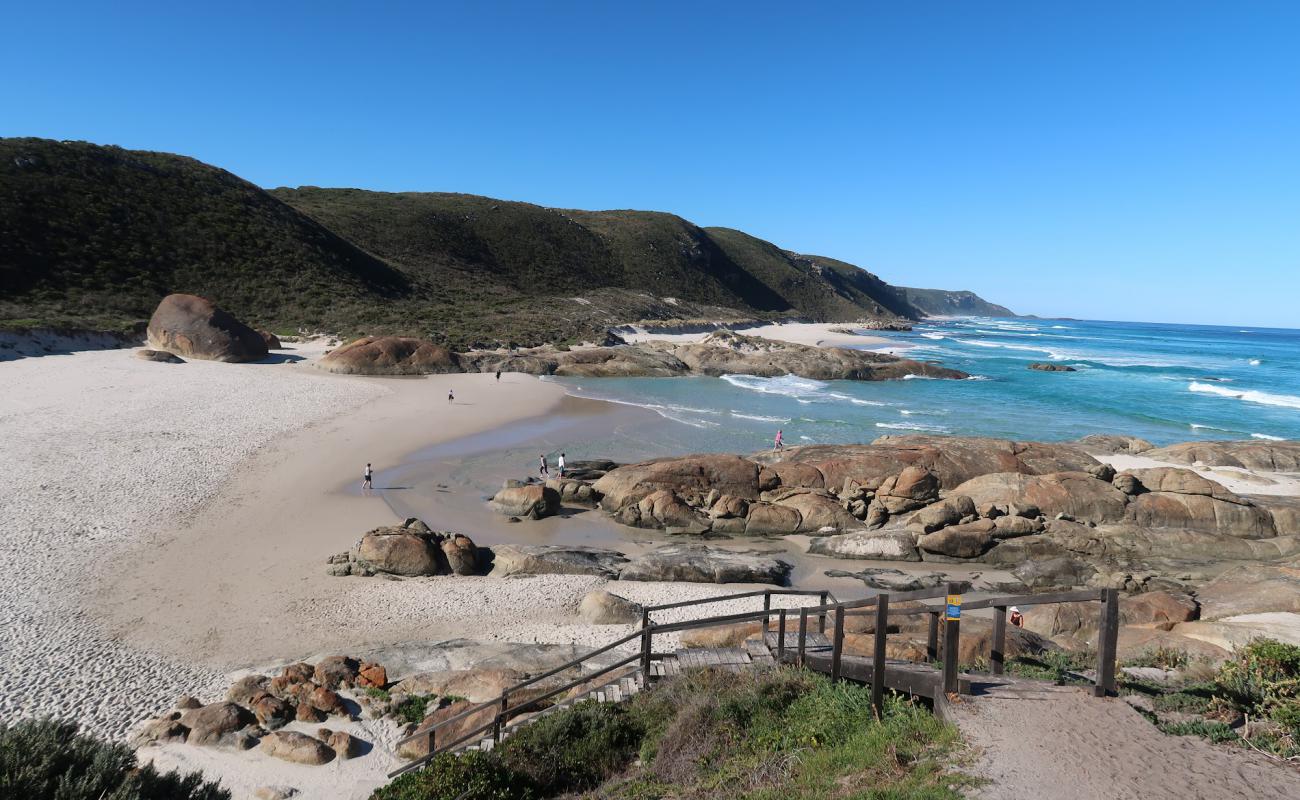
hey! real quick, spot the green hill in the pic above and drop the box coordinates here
[899,287,1015,317]
[2,137,1005,347]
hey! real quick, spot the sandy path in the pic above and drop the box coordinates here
[950,678,1300,800]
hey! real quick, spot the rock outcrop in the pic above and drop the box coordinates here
[808,530,920,561]
[619,544,792,584]
[1142,440,1300,472]
[488,544,629,578]
[146,293,268,363]
[318,336,460,375]
[1028,363,1076,372]
[326,519,481,577]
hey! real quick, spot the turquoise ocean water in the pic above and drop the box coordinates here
[548,317,1300,455]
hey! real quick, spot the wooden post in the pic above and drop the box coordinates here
[991,606,1007,675]
[818,591,829,633]
[423,727,435,758]
[926,610,939,662]
[763,592,772,632]
[872,594,889,719]
[942,582,961,695]
[797,608,808,667]
[640,626,652,687]
[831,605,845,682]
[641,607,650,630]
[777,609,787,661]
[1094,588,1120,697]
[495,692,508,743]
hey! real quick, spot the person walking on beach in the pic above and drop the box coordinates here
[557,452,566,477]
[495,369,501,382]
[448,389,455,404]
[773,429,784,451]
[538,454,549,478]
[362,463,373,490]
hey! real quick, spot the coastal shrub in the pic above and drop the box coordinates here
[0,718,229,800]
[369,751,528,800]
[369,667,965,800]
[393,694,436,725]
[497,700,644,794]
[1157,719,1240,744]
[1216,639,1300,712]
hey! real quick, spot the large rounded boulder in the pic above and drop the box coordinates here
[318,336,461,375]
[356,528,442,576]
[490,484,560,520]
[147,293,268,363]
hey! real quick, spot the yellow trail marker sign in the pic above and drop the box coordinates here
[945,594,962,621]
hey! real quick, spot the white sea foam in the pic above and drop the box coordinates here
[1252,433,1286,441]
[1249,359,1262,366]
[721,374,827,398]
[902,374,937,380]
[875,421,949,432]
[1188,382,1300,410]
[920,333,945,340]
[730,412,791,423]
[799,435,813,441]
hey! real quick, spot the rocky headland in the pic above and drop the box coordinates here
[317,330,967,381]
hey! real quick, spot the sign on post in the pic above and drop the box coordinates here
[945,594,962,621]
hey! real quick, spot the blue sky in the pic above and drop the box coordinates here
[4,1,1299,327]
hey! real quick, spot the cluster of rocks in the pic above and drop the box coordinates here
[132,656,381,765]
[143,293,282,363]
[327,518,481,577]
[487,463,620,520]
[325,515,791,585]
[315,330,967,382]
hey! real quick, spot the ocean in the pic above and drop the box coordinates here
[547,317,1300,455]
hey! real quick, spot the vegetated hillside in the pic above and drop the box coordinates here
[900,286,1015,317]
[704,227,916,321]
[3,137,962,347]
[0,138,411,335]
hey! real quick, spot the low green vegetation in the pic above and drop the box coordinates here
[0,718,229,800]
[372,668,969,800]
[1121,639,1300,757]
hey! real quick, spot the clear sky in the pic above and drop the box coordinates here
[4,1,1298,327]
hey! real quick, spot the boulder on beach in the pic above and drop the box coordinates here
[1119,468,1275,538]
[257,330,282,349]
[488,544,629,578]
[179,702,255,748]
[356,528,441,576]
[146,293,268,363]
[393,668,528,704]
[593,454,762,511]
[490,484,560,520]
[440,534,479,576]
[1075,434,1155,455]
[318,336,460,375]
[579,589,644,624]
[1195,559,1300,620]
[918,520,995,559]
[619,544,792,585]
[259,731,335,765]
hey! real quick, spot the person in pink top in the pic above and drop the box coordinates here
[773,429,784,451]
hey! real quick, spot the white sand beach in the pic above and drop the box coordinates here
[619,321,895,349]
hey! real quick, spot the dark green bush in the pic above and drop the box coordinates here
[497,700,644,794]
[0,718,229,800]
[370,751,529,800]
[1217,639,1300,712]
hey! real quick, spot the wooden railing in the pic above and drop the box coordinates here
[387,584,1122,778]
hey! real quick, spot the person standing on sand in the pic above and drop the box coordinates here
[557,452,566,477]
[448,389,454,404]
[495,370,501,382]
[539,454,549,478]
[362,463,373,490]
[773,429,784,451]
